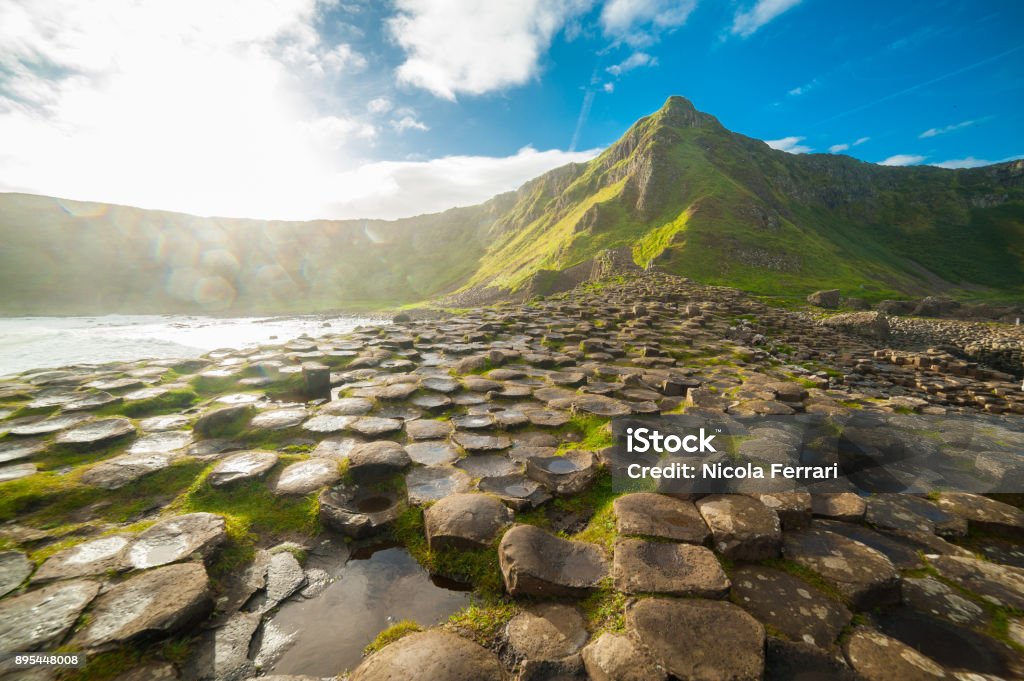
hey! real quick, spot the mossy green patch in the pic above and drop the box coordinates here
[447,601,519,649]
[102,388,198,417]
[363,620,422,656]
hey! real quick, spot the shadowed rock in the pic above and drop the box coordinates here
[731,565,851,648]
[193,405,251,438]
[348,441,410,481]
[505,603,588,673]
[128,512,226,570]
[842,627,948,681]
[499,525,607,598]
[319,485,406,538]
[525,450,596,495]
[782,528,900,609]
[933,492,1024,538]
[0,579,100,652]
[928,554,1024,610]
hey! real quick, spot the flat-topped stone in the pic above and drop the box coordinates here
[499,524,607,598]
[208,451,278,487]
[321,397,374,415]
[452,431,511,452]
[582,632,667,681]
[56,417,135,447]
[33,536,131,583]
[193,405,252,438]
[0,463,37,481]
[478,474,552,510]
[348,440,410,480]
[731,565,851,648]
[139,414,191,432]
[406,418,451,440]
[250,408,308,431]
[0,579,100,652]
[525,450,596,495]
[613,539,729,597]
[811,493,866,522]
[272,458,340,495]
[505,603,587,665]
[10,413,90,436]
[696,494,781,561]
[782,527,900,609]
[350,630,503,681]
[128,513,226,570]
[614,493,709,544]
[929,554,1024,610]
[902,576,988,627]
[319,485,405,538]
[842,627,948,681]
[0,550,33,595]
[80,451,179,489]
[72,563,211,650]
[349,416,404,436]
[301,414,357,434]
[425,493,513,550]
[126,431,193,455]
[933,492,1024,537]
[0,439,46,465]
[405,466,472,504]
[626,598,764,681]
[864,494,967,538]
[405,441,461,466]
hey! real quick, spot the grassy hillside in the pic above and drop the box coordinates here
[1,95,1022,315]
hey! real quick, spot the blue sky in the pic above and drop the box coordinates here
[1,0,1021,219]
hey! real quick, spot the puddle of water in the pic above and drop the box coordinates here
[544,458,579,474]
[265,544,471,676]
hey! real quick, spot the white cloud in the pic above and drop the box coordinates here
[731,0,803,38]
[388,0,593,100]
[879,154,926,166]
[606,52,657,76]
[853,136,870,146]
[765,136,812,154]
[919,119,976,138]
[603,82,615,93]
[931,155,1022,169]
[600,0,696,46]
[829,143,849,153]
[322,146,603,220]
[367,97,393,114]
[0,0,395,219]
[787,78,818,97]
[391,115,429,133]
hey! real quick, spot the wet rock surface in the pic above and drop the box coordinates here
[1,272,1024,679]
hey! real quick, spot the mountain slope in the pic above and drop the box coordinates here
[1,96,1022,315]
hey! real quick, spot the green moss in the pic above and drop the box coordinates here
[364,620,422,656]
[103,388,198,417]
[62,647,140,681]
[581,582,627,635]
[391,506,505,597]
[447,601,519,648]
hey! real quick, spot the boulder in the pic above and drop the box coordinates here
[184,611,260,681]
[696,494,781,561]
[782,528,900,609]
[731,565,851,648]
[613,493,709,544]
[499,525,607,598]
[127,512,226,570]
[71,563,211,650]
[807,290,841,309]
[505,603,587,666]
[208,451,278,487]
[818,311,890,340]
[0,579,100,651]
[581,632,667,681]
[350,630,504,681]
[265,551,306,604]
[626,598,764,681]
[424,493,513,551]
[613,539,729,597]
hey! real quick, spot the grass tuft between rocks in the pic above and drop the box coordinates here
[363,619,422,656]
[446,601,519,649]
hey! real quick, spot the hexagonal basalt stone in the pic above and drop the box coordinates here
[271,458,341,496]
[0,579,100,652]
[33,536,131,583]
[126,430,193,455]
[405,441,461,466]
[350,631,503,681]
[127,512,226,570]
[902,576,988,627]
[301,414,357,434]
[80,451,179,489]
[71,563,211,650]
[613,539,729,598]
[782,528,900,609]
[406,418,451,440]
[10,413,90,436]
[0,439,46,465]
[626,598,764,681]
[505,603,588,668]
[811,493,866,522]
[865,494,966,538]
[526,450,596,495]
[348,441,410,481]
[614,493,710,544]
[499,525,608,598]
[321,397,374,416]
[478,474,552,510]
[424,493,513,551]
[452,431,511,452]
[582,632,667,681]
[696,494,781,561]
[571,394,631,417]
[842,627,947,681]
[405,466,472,505]
[208,451,279,487]
[250,408,308,431]
[934,492,1024,538]
[0,463,36,482]
[319,485,406,538]
[928,554,1024,610]
[56,417,135,447]
[349,416,404,436]
[0,550,33,596]
[731,565,851,648]
[193,405,252,438]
